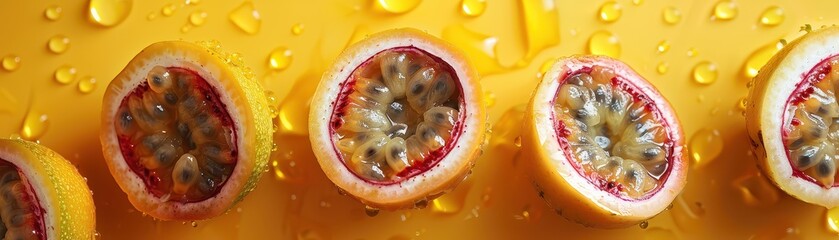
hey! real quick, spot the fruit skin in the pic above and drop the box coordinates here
[309,28,487,210]
[746,26,839,208]
[0,139,96,239]
[521,55,687,228]
[100,41,272,220]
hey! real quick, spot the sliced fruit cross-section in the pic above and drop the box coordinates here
[0,139,95,239]
[310,29,487,210]
[100,41,272,220]
[747,26,839,208]
[522,55,687,228]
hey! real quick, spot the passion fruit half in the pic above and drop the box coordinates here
[521,55,687,228]
[0,139,95,239]
[746,26,839,208]
[100,41,272,220]
[309,29,487,210]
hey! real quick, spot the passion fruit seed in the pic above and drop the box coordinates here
[0,164,43,239]
[116,67,236,202]
[334,50,461,181]
[784,59,839,187]
[555,66,668,198]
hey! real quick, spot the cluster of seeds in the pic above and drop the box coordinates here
[333,49,461,181]
[554,66,669,198]
[116,66,236,202]
[0,163,43,239]
[784,59,839,188]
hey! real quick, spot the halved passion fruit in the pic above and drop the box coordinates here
[521,55,687,228]
[100,41,272,220]
[309,29,487,210]
[0,139,95,239]
[746,26,839,208]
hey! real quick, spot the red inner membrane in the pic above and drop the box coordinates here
[551,65,674,200]
[782,56,839,188]
[0,159,46,240]
[329,47,465,184]
[116,67,238,203]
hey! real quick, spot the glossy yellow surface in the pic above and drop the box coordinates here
[0,0,837,238]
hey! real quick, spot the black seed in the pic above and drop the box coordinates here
[818,106,829,114]
[364,147,376,158]
[790,138,804,149]
[152,76,163,86]
[177,122,191,138]
[389,64,398,76]
[197,177,216,194]
[391,147,402,158]
[411,83,424,94]
[643,148,660,160]
[203,144,221,157]
[408,64,420,75]
[143,135,165,150]
[422,128,435,141]
[164,93,178,104]
[121,111,133,128]
[434,80,447,92]
[195,113,209,124]
[818,160,833,177]
[799,154,813,168]
[9,210,25,227]
[0,171,19,185]
[811,128,824,138]
[434,112,445,122]
[156,147,175,165]
[202,157,225,179]
[179,168,193,182]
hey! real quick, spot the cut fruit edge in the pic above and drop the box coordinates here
[100,41,272,220]
[309,28,487,210]
[522,55,687,228]
[747,26,839,208]
[0,139,96,239]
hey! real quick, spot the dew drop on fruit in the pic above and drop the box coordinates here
[48,35,71,54]
[692,61,718,85]
[759,6,784,26]
[189,10,207,26]
[291,23,304,35]
[598,1,621,23]
[656,40,670,54]
[20,109,49,141]
[639,220,649,229]
[587,30,621,58]
[743,41,782,78]
[656,61,669,75]
[190,221,198,227]
[54,65,77,85]
[519,0,560,63]
[268,47,293,71]
[373,0,421,14]
[2,55,21,72]
[161,3,177,16]
[460,0,486,17]
[688,128,723,168]
[712,0,738,20]
[442,25,506,75]
[826,207,839,233]
[45,5,63,21]
[738,97,748,110]
[662,6,681,25]
[364,205,379,217]
[229,1,261,35]
[78,76,97,94]
[87,0,133,27]
[733,172,779,207]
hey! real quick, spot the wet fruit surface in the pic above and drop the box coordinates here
[0,161,45,239]
[115,67,237,202]
[553,66,672,198]
[330,48,463,183]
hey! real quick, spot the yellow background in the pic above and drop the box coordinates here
[0,0,836,239]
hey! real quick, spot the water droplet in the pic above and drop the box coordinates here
[712,0,738,20]
[161,3,177,16]
[801,24,813,33]
[662,6,682,25]
[743,41,782,78]
[639,221,649,229]
[442,25,506,75]
[78,76,97,94]
[189,10,207,26]
[779,39,788,46]
[759,6,784,26]
[48,35,71,54]
[598,1,622,23]
[372,0,421,14]
[460,0,486,17]
[692,61,717,85]
[689,128,723,168]
[2,55,21,72]
[20,110,49,141]
[291,23,304,35]
[686,48,698,57]
[54,65,77,85]
[656,61,669,75]
[190,221,198,227]
[483,91,496,108]
[364,206,380,217]
[587,30,621,58]
[267,47,293,71]
[88,0,133,27]
[519,0,560,63]
[656,40,670,54]
[738,97,748,110]
[229,1,261,35]
[45,5,63,21]
[733,172,779,207]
